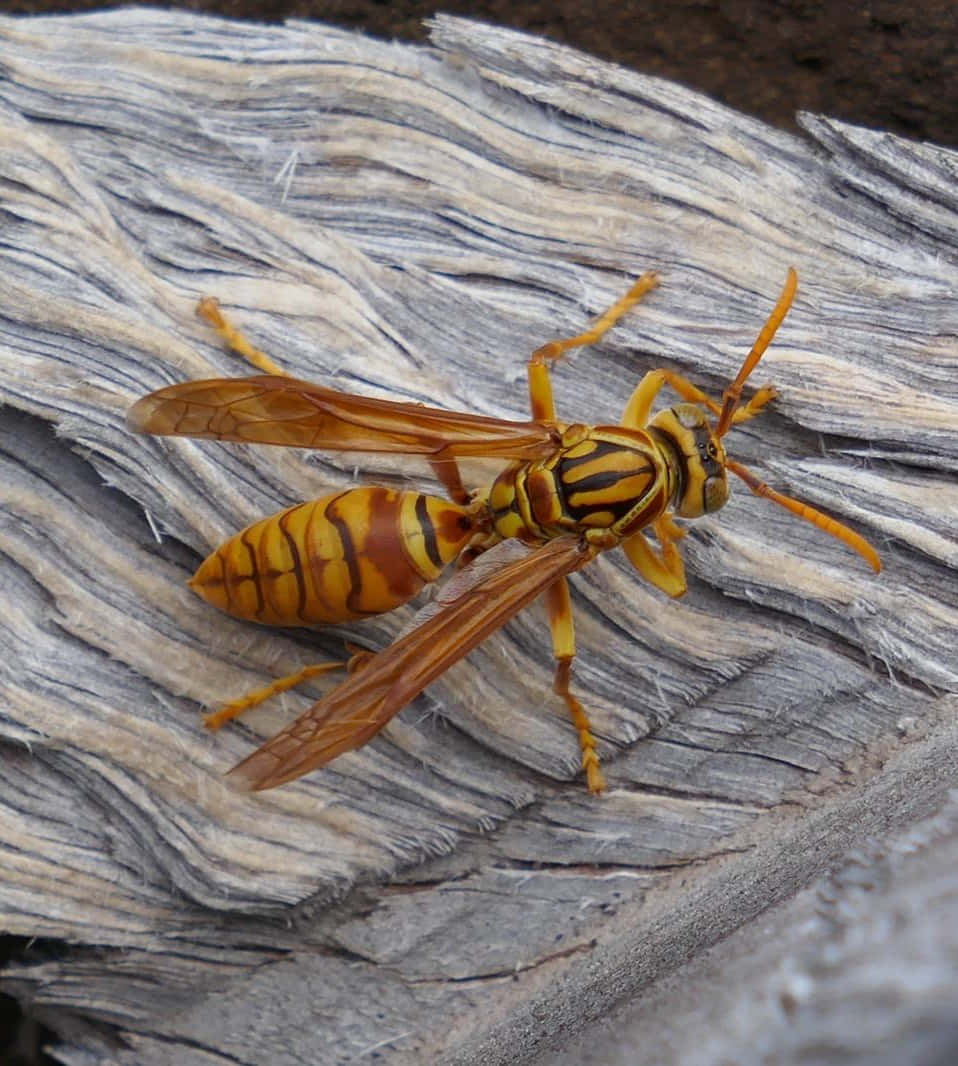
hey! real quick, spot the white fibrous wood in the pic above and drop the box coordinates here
[0,10,955,1066]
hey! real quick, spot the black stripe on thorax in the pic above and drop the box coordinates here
[564,491,648,525]
[559,438,626,473]
[562,463,654,497]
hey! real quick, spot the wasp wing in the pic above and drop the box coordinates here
[128,375,557,460]
[226,536,592,791]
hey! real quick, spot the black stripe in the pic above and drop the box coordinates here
[214,546,234,613]
[562,463,654,497]
[239,528,265,618]
[325,492,370,616]
[279,508,307,621]
[415,494,443,571]
[565,493,643,524]
[560,439,620,472]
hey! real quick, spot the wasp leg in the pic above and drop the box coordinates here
[203,648,372,730]
[529,272,659,421]
[621,514,688,598]
[622,369,714,427]
[622,369,776,429]
[545,577,605,793]
[196,297,289,376]
[428,457,469,505]
[195,299,472,498]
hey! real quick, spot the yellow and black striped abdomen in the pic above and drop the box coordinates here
[190,487,478,625]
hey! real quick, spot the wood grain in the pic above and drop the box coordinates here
[0,9,955,1065]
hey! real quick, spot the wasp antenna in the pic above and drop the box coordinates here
[726,459,881,573]
[716,268,798,438]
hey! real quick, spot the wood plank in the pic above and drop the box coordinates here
[0,9,955,1065]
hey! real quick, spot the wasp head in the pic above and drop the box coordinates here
[649,403,729,518]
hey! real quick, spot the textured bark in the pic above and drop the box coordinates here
[0,10,955,1065]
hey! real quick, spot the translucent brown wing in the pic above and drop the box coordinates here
[226,536,593,791]
[128,375,557,460]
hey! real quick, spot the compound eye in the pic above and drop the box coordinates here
[703,473,729,513]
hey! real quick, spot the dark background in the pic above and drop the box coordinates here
[1,2,954,1063]
[2,0,956,143]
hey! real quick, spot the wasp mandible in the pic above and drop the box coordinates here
[128,269,881,794]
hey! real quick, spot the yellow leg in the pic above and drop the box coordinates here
[621,514,688,598]
[545,577,605,793]
[528,272,659,421]
[621,370,675,428]
[429,457,469,505]
[196,297,289,376]
[203,649,372,730]
[621,368,777,430]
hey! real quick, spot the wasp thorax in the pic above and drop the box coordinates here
[649,403,729,518]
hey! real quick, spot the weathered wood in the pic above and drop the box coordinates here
[0,9,955,1066]
[545,775,958,1066]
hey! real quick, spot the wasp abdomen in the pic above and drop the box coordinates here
[189,487,478,625]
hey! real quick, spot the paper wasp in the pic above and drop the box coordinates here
[128,269,881,794]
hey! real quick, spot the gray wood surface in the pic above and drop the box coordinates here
[546,782,958,1066]
[0,10,955,1065]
